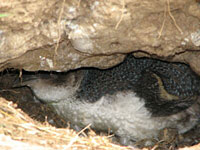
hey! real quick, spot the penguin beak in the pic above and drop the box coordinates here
[12,73,40,88]
[12,72,58,88]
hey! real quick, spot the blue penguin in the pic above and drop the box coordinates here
[19,54,200,145]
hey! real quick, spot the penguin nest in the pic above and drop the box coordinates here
[0,71,200,150]
[0,97,200,150]
[0,97,130,150]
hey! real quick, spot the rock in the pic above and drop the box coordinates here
[0,0,199,74]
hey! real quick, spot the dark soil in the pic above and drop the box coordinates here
[0,70,69,128]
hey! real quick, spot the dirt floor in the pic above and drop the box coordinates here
[0,70,200,150]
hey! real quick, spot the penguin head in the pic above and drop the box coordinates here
[18,70,84,103]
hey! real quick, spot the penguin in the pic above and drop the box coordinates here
[17,54,200,145]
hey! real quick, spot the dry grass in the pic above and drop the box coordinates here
[0,97,134,150]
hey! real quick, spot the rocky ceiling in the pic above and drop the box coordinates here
[0,0,199,74]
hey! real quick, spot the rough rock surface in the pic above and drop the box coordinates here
[0,0,199,73]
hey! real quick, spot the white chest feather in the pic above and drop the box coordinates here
[43,92,198,141]
[31,82,199,141]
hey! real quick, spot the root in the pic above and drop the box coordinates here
[54,0,66,56]
[115,0,125,30]
[158,0,183,38]
[167,0,183,34]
